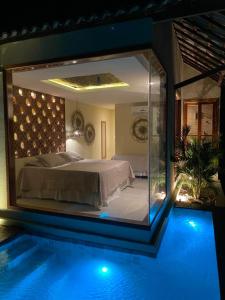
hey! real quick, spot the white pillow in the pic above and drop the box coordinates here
[59,151,84,162]
[37,153,68,167]
[25,159,45,167]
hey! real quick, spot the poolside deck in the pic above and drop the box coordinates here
[0,225,23,245]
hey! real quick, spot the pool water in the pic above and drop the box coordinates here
[0,208,220,300]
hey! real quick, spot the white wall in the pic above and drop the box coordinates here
[65,99,115,160]
[115,103,148,155]
[181,63,221,99]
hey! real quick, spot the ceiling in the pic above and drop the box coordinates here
[13,54,150,110]
[174,10,225,86]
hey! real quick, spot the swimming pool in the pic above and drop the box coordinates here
[0,208,220,300]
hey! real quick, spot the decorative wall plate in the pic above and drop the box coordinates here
[131,117,148,142]
[84,123,95,144]
[72,110,84,132]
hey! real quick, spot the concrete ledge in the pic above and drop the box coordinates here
[0,210,169,256]
[0,225,23,246]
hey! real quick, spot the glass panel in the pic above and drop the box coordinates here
[10,49,154,226]
[201,104,213,136]
[149,53,167,223]
[187,104,198,137]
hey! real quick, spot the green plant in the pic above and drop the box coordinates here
[173,126,220,203]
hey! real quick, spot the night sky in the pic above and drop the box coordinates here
[0,0,146,32]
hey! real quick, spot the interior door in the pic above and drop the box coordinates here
[184,99,219,141]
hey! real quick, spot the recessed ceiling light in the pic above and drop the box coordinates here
[72,60,77,64]
[43,73,129,92]
[46,79,129,91]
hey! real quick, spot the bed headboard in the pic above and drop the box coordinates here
[12,86,66,159]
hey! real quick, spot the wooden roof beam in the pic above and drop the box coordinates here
[174,20,225,53]
[174,27,225,61]
[200,15,225,33]
[183,17,225,43]
[175,63,225,89]
[180,46,220,68]
[177,36,223,65]
[181,53,217,74]
[183,58,220,83]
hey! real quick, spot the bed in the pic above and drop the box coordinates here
[16,152,135,209]
[112,154,148,177]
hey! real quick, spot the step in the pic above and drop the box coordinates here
[0,226,23,245]
[6,252,64,299]
[0,238,37,270]
[0,246,54,296]
[0,234,26,252]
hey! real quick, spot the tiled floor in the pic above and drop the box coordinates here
[17,178,150,225]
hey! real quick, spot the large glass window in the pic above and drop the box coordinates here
[6,49,167,226]
[149,53,167,222]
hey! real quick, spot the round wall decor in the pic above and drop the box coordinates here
[84,123,95,144]
[72,110,84,132]
[131,117,148,142]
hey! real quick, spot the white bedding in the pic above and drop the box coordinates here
[17,159,135,209]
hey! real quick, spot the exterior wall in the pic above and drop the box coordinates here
[0,18,158,249]
[0,18,175,253]
[181,63,221,99]
[65,100,115,159]
[0,19,152,67]
[115,103,147,155]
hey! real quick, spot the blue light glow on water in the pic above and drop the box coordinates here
[0,208,220,300]
[99,212,109,218]
[101,266,108,273]
[188,220,197,228]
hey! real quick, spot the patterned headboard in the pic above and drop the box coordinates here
[12,86,66,158]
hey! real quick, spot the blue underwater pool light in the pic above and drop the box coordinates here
[101,266,108,273]
[188,220,197,228]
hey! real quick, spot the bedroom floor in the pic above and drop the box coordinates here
[17,178,150,225]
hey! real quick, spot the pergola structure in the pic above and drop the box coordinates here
[173,11,225,87]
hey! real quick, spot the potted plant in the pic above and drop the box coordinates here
[173,126,220,207]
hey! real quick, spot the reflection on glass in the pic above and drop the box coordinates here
[149,54,167,222]
[201,104,213,136]
[185,102,215,142]
[187,105,198,136]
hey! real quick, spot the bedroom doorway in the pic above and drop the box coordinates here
[101,121,107,159]
[6,49,167,226]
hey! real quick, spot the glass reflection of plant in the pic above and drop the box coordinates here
[151,163,166,200]
[174,125,220,204]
